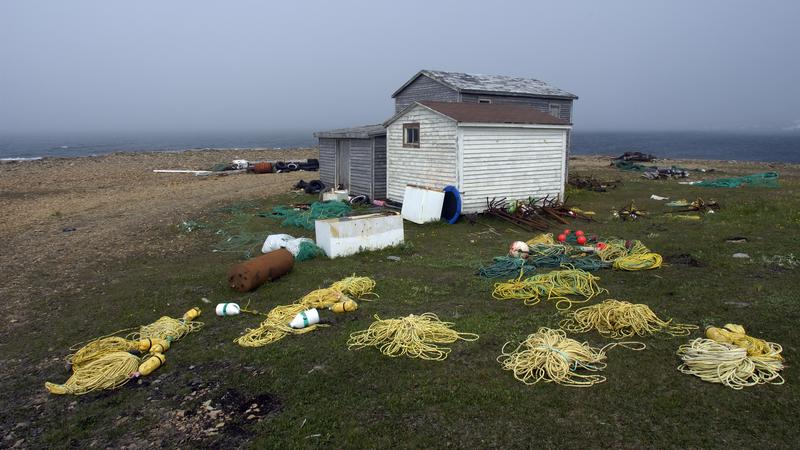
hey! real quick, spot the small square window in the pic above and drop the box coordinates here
[403,122,420,148]
[549,103,561,118]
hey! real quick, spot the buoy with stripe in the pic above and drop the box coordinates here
[289,308,320,329]
[216,303,241,316]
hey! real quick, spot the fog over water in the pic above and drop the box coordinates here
[1,0,799,135]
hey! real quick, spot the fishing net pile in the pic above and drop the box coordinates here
[266,201,352,230]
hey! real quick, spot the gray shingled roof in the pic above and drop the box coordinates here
[393,70,578,99]
[314,124,385,139]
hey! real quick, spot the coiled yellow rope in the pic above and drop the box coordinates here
[526,233,555,245]
[347,313,479,360]
[45,352,141,395]
[492,267,607,310]
[235,276,376,347]
[47,308,202,395]
[497,327,645,387]
[677,338,784,390]
[705,324,780,359]
[559,299,697,338]
[597,239,662,270]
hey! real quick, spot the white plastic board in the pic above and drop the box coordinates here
[315,213,404,258]
[400,185,445,224]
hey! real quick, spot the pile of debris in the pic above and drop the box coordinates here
[484,197,593,232]
[615,151,656,162]
[568,175,621,192]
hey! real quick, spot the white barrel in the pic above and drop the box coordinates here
[289,308,320,329]
[216,303,241,316]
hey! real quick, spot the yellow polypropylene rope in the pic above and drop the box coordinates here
[492,267,607,310]
[597,239,662,270]
[347,313,479,360]
[497,327,645,387]
[559,299,697,338]
[45,351,141,395]
[705,324,780,359]
[235,276,376,347]
[677,338,784,390]
[128,313,203,342]
[526,233,555,246]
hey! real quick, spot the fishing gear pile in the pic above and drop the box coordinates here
[347,313,479,360]
[690,171,779,188]
[497,327,644,387]
[492,267,607,310]
[235,276,376,347]
[560,299,697,338]
[45,308,203,395]
[676,324,784,390]
[264,200,352,230]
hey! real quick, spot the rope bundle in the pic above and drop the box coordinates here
[235,276,376,347]
[560,299,697,338]
[46,308,202,395]
[597,239,662,271]
[492,267,607,310]
[677,338,784,390]
[497,327,644,387]
[347,313,479,360]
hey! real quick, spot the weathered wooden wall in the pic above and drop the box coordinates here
[459,127,566,213]
[394,76,459,112]
[372,136,387,199]
[319,138,336,188]
[460,93,573,122]
[348,138,373,197]
[386,106,458,203]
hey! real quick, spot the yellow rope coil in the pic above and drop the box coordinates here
[45,351,140,395]
[597,239,662,270]
[526,233,555,246]
[128,315,203,342]
[235,277,376,347]
[497,327,644,387]
[492,267,607,310]
[560,299,697,338]
[705,324,781,359]
[677,338,784,390]
[347,313,479,361]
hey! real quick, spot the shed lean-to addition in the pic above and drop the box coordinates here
[383,101,572,213]
[313,125,386,199]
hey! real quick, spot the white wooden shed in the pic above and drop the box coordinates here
[383,101,572,213]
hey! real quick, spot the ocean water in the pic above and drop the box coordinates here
[1,130,798,163]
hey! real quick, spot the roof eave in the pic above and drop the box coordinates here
[461,89,578,100]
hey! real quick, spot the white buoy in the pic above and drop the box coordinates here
[289,308,320,329]
[216,303,241,316]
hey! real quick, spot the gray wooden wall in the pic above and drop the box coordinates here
[460,93,573,122]
[319,138,336,189]
[349,138,373,197]
[394,75,458,112]
[372,136,387,199]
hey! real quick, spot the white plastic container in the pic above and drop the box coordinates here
[322,190,349,202]
[216,303,241,316]
[401,185,445,224]
[289,308,320,329]
[315,213,404,258]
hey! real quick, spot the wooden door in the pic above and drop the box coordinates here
[336,139,350,189]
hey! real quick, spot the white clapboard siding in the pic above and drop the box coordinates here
[386,106,458,203]
[460,127,566,213]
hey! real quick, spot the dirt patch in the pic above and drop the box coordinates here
[0,148,317,331]
[665,253,704,267]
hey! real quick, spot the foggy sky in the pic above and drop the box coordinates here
[1,0,798,133]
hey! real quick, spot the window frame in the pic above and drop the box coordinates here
[549,103,561,118]
[403,122,420,148]
[478,97,492,104]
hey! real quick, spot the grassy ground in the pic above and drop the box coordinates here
[3,162,799,448]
